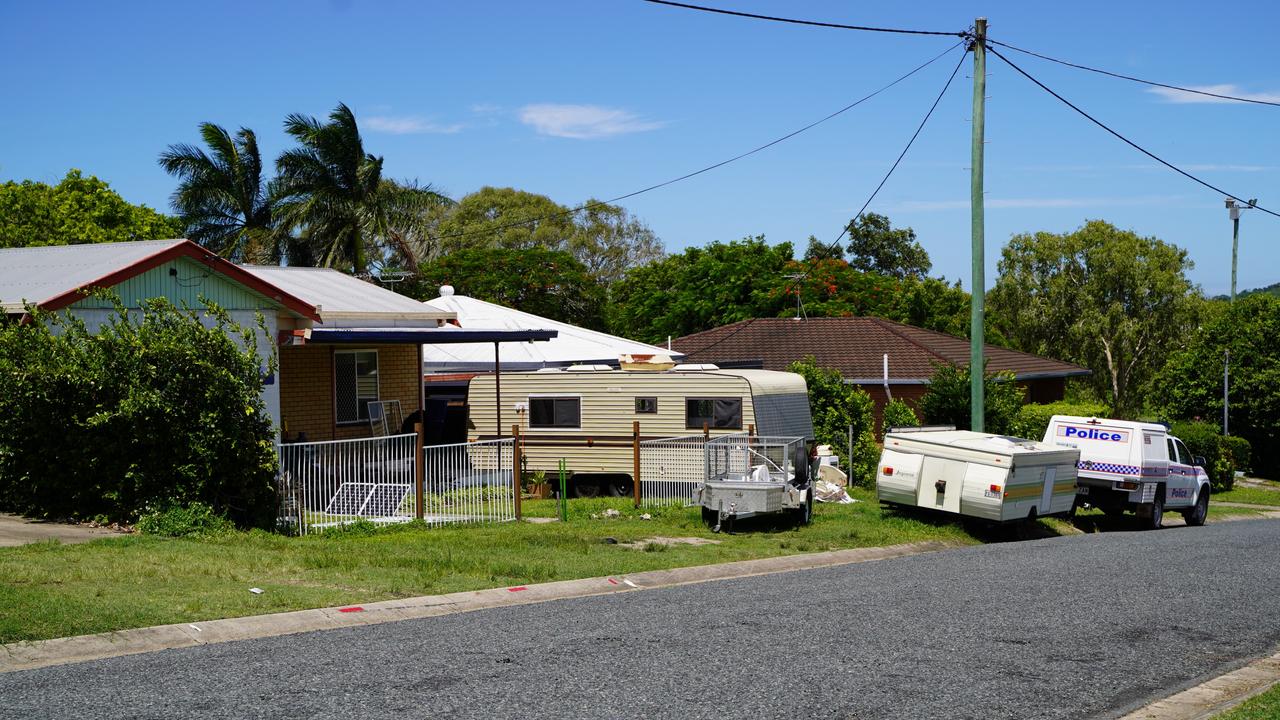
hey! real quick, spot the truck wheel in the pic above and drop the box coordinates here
[1183,489,1209,527]
[1143,492,1164,530]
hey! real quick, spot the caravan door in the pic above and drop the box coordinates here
[918,457,966,513]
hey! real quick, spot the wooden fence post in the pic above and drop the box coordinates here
[703,421,710,442]
[414,421,425,521]
[633,420,642,508]
[512,424,522,521]
[748,423,755,439]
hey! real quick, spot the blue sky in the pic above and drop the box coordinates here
[2,0,1278,295]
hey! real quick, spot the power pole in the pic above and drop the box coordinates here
[1222,198,1256,435]
[969,18,987,432]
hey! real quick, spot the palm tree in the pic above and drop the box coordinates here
[159,124,277,263]
[275,104,453,274]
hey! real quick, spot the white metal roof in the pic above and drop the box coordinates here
[240,266,454,327]
[422,285,683,371]
[0,239,187,312]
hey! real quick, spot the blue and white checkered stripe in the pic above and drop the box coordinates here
[1077,461,1140,476]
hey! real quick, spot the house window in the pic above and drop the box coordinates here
[635,397,658,414]
[686,397,742,430]
[530,397,581,428]
[335,350,379,424]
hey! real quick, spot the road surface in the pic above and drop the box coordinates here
[4,519,1280,719]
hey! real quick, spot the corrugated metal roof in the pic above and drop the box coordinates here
[672,317,1090,382]
[0,239,187,312]
[422,286,683,370]
[240,266,453,325]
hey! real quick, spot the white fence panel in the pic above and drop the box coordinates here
[421,439,516,526]
[639,433,748,507]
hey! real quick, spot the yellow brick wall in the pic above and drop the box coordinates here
[279,344,420,442]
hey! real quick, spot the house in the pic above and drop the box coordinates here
[0,240,556,442]
[671,317,1090,427]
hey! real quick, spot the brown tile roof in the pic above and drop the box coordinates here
[671,317,1090,383]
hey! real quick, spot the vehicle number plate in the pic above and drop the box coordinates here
[1076,486,1089,496]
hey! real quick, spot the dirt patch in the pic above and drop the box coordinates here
[619,536,722,550]
[0,514,130,548]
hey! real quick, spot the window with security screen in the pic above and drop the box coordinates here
[335,350,379,424]
[529,397,580,428]
[685,397,742,430]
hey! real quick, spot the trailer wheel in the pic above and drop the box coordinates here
[701,507,718,529]
[794,491,813,526]
[1182,488,1209,527]
[1142,491,1164,530]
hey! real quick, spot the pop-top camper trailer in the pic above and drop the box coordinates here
[464,363,814,497]
[876,428,1080,522]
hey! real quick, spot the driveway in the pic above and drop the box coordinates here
[0,513,127,547]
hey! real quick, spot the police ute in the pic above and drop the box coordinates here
[1043,415,1210,529]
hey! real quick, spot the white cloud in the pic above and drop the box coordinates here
[892,195,1186,212]
[1145,84,1280,104]
[518,103,665,139]
[365,116,464,134]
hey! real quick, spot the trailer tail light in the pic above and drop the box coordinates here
[882,467,894,476]
[990,484,1001,493]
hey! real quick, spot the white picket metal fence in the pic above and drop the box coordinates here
[276,434,515,534]
[638,433,748,507]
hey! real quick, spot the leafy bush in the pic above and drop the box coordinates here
[0,296,279,527]
[919,362,1024,435]
[881,399,920,433]
[137,502,235,538]
[1169,421,1251,492]
[788,357,879,487]
[1007,401,1112,441]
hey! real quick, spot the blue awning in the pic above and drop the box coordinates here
[307,327,557,344]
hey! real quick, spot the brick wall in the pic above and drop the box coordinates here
[279,344,420,442]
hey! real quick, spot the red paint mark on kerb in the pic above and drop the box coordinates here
[607,578,619,585]
[508,586,527,592]
[338,606,364,613]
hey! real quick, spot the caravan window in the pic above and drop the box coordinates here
[635,397,658,414]
[335,350,379,424]
[686,398,742,430]
[529,397,581,428]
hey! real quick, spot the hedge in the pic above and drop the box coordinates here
[1169,421,1251,492]
[1007,401,1111,441]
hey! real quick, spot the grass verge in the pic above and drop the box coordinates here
[1213,680,1280,719]
[1,487,980,644]
[1214,485,1280,507]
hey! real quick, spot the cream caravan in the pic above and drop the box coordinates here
[465,365,814,497]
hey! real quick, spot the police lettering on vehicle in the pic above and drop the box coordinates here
[1059,425,1130,442]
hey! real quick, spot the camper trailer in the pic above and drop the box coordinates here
[877,428,1080,523]
[1042,415,1211,529]
[464,364,814,497]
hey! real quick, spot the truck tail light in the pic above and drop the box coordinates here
[882,467,894,476]
[1116,481,1139,491]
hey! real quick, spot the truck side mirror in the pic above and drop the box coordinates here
[1193,455,1206,468]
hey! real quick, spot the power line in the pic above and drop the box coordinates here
[693,48,969,356]
[988,45,1280,219]
[641,0,964,38]
[988,38,1280,108]
[428,41,965,245]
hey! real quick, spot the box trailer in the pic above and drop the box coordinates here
[876,428,1080,522]
[1042,415,1211,529]
[465,364,815,496]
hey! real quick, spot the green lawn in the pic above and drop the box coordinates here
[0,487,982,644]
[1213,681,1280,719]
[1214,484,1280,506]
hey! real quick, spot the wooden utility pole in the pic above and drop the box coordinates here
[970,18,988,432]
[632,421,642,508]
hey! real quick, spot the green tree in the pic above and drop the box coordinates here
[275,103,450,273]
[787,257,971,336]
[919,363,1024,435]
[0,297,278,527]
[605,236,793,343]
[788,357,879,486]
[159,123,278,263]
[413,246,606,330]
[843,212,931,279]
[0,170,182,248]
[882,399,920,433]
[435,187,661,286]
[988,220,1200,416]
[1158,294,1280,479]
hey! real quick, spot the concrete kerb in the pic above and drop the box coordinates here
[0,539,959,674]
[1119,649,1280,720]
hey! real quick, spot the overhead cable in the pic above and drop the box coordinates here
[988,45,1279,219]
[988,39,1280,108]
[641,0,965,37]
[428,42,965,244]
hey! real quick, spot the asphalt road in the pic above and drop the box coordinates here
[5,520,1280,720]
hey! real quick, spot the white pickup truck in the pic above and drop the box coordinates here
[1043,415,1210,530]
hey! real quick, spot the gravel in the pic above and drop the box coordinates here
[4,519,1280,720]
